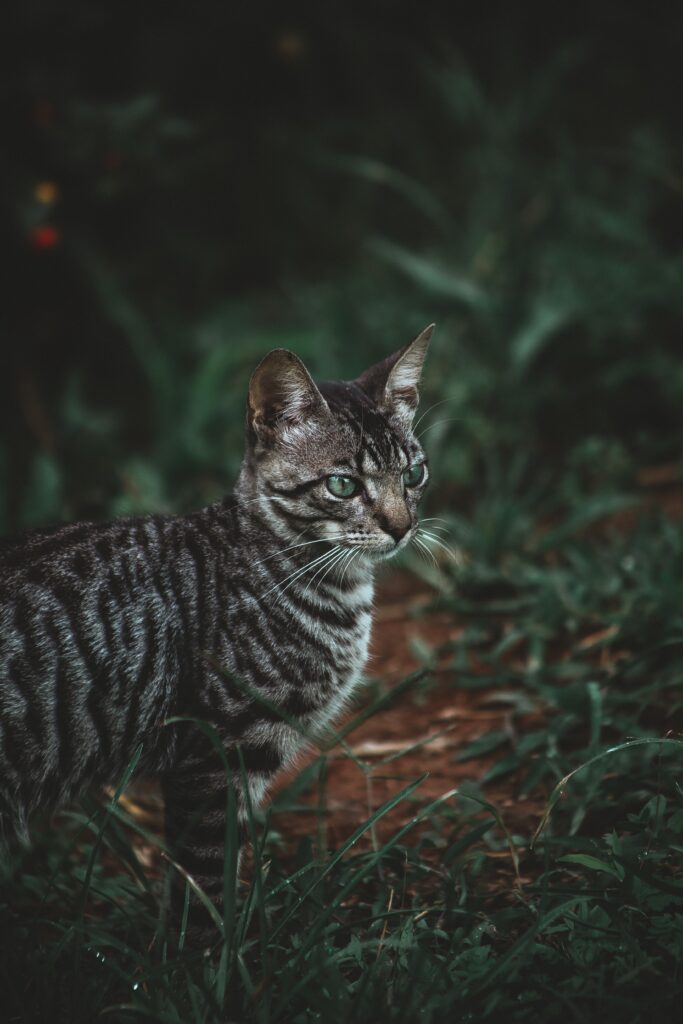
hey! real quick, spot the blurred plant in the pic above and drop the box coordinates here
[318,51,683,498]
[4,49,683,530]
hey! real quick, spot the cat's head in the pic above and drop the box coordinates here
[242,325,434,559]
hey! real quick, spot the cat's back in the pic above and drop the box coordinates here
[1,513,162,580]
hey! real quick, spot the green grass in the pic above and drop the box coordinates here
[2,50,683,1024]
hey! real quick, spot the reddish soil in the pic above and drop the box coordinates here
[265,568,543,875]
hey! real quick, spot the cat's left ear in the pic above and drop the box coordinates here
[355,324,434,427]
[247,348,328,445]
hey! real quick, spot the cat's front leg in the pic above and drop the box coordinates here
[161,739,248,950]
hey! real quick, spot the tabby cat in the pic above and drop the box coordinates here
[0,325,433,945]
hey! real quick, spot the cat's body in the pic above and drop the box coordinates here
[0,498,372,826]
[0,326,433,944]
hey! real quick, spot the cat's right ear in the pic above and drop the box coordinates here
[247,349,328,444]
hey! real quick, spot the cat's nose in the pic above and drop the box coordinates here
[378,515,411,544]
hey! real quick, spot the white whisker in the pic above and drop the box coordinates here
[419,530,458,561]
[333,548,354,589]
[413,541,434,568]
[339,548,361,588]
[412,396,459,433]
[304,546,345,597]
[418,522,450,535]
[416,417,462,441]
[252,537,328,568]
[274,548,343,604]
[260,545,340,600]
[310,547,349,597]
[414,535,438,567]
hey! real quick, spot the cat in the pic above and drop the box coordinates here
[0,324,433,946]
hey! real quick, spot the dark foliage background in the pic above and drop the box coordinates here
[1,0,682,530]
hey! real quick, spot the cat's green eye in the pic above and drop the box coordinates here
[403,463,425,488]
[326,475,359,498]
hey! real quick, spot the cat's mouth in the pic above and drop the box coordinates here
[340,533,413,560]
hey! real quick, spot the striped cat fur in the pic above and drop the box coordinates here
[0,325,434,945]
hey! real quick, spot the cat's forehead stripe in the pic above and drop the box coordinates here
[332,402,391,469]
[298,383,423,480]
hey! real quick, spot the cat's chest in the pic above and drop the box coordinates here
[204,570,376,780]
[279,600,373,764]
[286,586,373,694]
[232,577,373,715]
[325,601,373,691]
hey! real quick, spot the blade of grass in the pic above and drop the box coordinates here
[268,773,429,943]
[531,737,683,849]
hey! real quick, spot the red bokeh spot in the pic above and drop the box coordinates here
[30,224,61,250]
[32,101,55,126]
[104,151,123,170]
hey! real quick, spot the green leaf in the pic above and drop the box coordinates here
[559,854,625,881]
[367,237,489,307]
[534,494,639,551]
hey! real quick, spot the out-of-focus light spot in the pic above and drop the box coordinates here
[30,224,61,249]
[104,151,123,171]
[34,181,60,205]
[32,101,55,126]
[275,30,307,63]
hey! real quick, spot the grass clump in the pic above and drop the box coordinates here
[2,547,682,1024]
